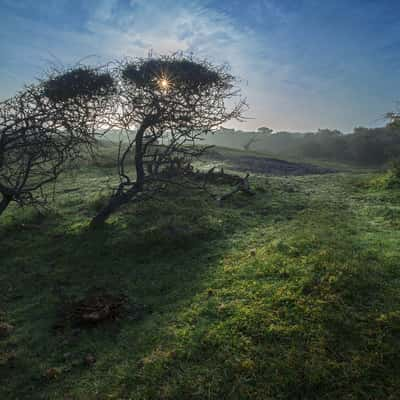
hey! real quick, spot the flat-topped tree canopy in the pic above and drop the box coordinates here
[40,65,117,145]
[43,66,115,102]
[121,55,234,92]
[115,55,244,133]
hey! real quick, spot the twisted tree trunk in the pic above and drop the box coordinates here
[89,185,141,228]
[0,194,11,217]
[90,122,149,228]
[134,123,147,190]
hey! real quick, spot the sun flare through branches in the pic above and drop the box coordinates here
[157,73,172,92]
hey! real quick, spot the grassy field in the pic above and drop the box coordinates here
[1,150,400,399]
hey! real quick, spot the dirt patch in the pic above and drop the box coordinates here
[0,322,14,338]
[205,150,337,175]
[53,289,148,332]
[231,155,336,175]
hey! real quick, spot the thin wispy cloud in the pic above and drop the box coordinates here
[1,0,400,131]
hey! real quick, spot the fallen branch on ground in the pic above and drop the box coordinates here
[217,173,255,203]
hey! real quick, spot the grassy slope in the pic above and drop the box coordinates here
[1,163,400,399]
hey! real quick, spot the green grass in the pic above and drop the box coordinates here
[1,162,400,399]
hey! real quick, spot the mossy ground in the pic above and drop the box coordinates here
[1,158,400,399]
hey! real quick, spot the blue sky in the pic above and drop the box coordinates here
[1,0,399,132]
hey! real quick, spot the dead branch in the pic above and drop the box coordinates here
[218,173,255,203]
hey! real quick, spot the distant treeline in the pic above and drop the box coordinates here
[201,126,400,166]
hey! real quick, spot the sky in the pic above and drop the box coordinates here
[1,0,400,132]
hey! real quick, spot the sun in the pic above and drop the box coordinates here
[159,78,170,89]
[156,73,172,91]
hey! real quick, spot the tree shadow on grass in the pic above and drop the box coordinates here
[0,177,313,399]
[0,188,273,399]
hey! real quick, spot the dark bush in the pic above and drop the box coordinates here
[43,67,115,102]
[122,57,224,90]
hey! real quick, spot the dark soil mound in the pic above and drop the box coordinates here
[230,155,337,175]
[205,149,337,175]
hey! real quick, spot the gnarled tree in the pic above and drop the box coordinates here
[91,55,246,226]
[0,66,114,217]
